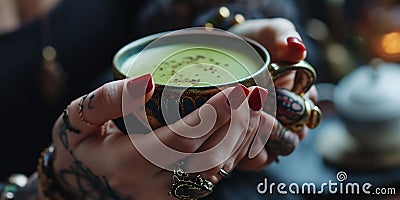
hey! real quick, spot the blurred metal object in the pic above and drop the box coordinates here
[7,174,27,188]
[218,6,230,19]
[232,14,245,25]
[201,6,248,30]
[203,6,230,29]
[269,60,317,96]
[218,168,230,178]
[0,173,28,200]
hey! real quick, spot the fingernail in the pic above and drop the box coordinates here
[248,87,269,111]
[227,84,250,109]
[287,37,306,52]
[127,74,153,98]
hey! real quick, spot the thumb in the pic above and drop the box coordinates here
[61,74,154,146]
[83,73,154,125]
[122,74,155,114]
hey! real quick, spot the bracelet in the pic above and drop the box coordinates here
[0,174,28,200]
[37,144,70,200]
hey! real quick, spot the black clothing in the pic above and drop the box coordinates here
[0,0,143,179]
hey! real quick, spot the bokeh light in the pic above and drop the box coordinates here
[381,31,400,56]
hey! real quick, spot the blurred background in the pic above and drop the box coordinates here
[1,0,399,199]
[257,0,400,199]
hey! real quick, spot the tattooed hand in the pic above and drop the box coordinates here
[15,18,318,200]
[43,72,273,200]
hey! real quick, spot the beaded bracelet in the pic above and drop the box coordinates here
[37,145,71,200]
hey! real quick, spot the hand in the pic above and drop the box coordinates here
[47,74,268,199]
[228,18,307,63]
[228,18,319,170]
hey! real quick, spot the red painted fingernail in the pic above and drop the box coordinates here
[227,84,250,109]
[248,87,269,111]
[127,74,153,98]
[287,37,306,52]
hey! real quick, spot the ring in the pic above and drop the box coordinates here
[169,162,214,200]
[218,168,229,178]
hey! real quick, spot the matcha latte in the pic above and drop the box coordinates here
[112,29,271,131]
[120,44,263,87]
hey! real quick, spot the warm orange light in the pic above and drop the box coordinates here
[381,31,400,55]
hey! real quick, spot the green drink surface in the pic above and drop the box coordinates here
[120,44,263,86]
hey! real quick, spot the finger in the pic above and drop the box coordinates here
[65,74,154,147]
[235,112,275,171]
[259,18,307,62]
[160,84,249,152]
[182,120,248,184]
[296,126,308,140]
[151,87,270,198]
[235,137,268,171]
[304,85,319,104]
[229,18,306,63]
[265,116,300,156]
[273,71,296,90]
[237,114,300,170]
[190,87,268,180]
[128,84,251,171]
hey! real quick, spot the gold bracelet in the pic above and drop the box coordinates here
[37,145,70,200]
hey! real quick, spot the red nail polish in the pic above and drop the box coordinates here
[127,74,153,97]
[145,75,154,94]
[227,84,250,109]
[248,87,269,111]
[287,37,306,52]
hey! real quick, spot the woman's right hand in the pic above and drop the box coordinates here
[44,74,267,200]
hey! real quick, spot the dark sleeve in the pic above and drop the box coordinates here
[135,0,301,34]
[0,182,4,195]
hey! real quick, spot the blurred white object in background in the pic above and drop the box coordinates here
[316,59,400,170]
